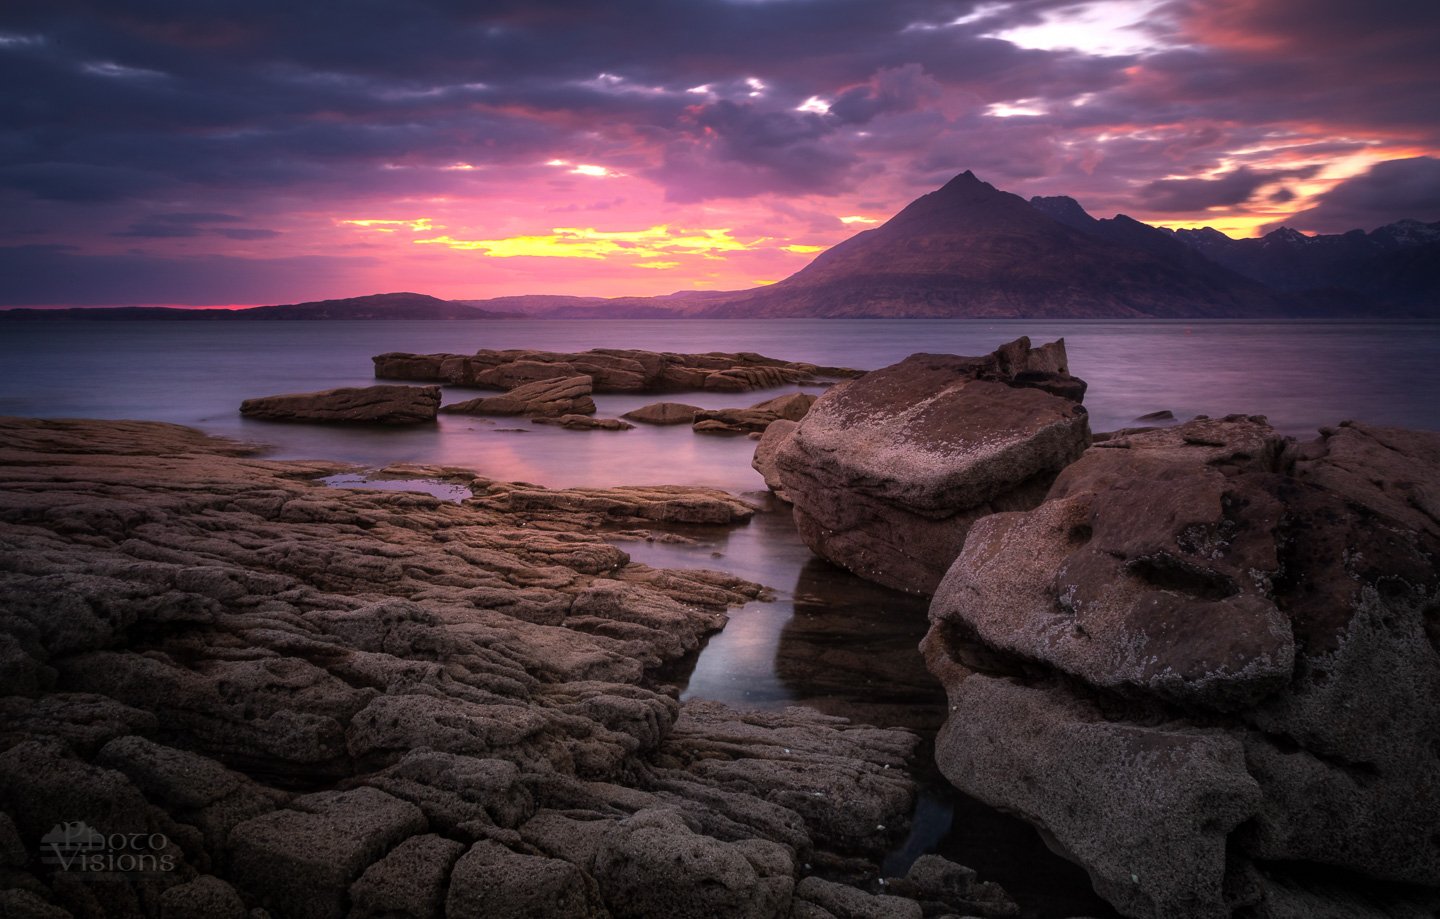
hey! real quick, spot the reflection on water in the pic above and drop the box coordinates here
[320,473,472,503]
[2,320,1438,497]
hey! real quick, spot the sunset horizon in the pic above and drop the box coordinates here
[4,0,1438,308]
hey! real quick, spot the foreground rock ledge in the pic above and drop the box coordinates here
[0,416,1003,919]
[924,416,1440,919]
[771,337,1090,594]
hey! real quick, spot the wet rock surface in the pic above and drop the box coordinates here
[239,385,441,425]
[373,347,861,393]
[0,416,1002,919]
[772,337,1090,593]
[924,415,1440,919]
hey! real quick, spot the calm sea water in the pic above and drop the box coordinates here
[4,318,1435,917]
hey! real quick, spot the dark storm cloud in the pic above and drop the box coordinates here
[0,0,1437,273]
[0,0,1116,207]
[0,244,373,306]
[1273,157,1440,233]
[1138,165,1319,212]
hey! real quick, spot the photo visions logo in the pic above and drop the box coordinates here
[39,821,176,874]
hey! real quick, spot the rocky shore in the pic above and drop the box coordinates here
[0,416,1010,919]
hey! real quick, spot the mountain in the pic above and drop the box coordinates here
[0,292,517,320]
[699,172,1292,318]
[1166,220,1440,312]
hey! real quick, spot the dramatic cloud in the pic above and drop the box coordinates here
[0,0,1436,304]
[1270,157,1440,233]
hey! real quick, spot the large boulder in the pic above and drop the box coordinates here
[772,338,1090,593]
[924,416,1440,919]
[240,385,440,424]
[441,375,596,417]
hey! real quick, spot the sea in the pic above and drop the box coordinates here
[4,317,1438,917]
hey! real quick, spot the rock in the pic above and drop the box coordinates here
[622,402,703,425]
[240,385,440,425]
[1136,409,1175,421]
[440,375,596,417]
[883,854,1019,918]
[158,876,247,919]
[924,414,1440,918]
[0,416,925,919]
[793,876,921,919]
[229,787,427,919]
[775,338,1090,593]
[933,416,1295,709]
[751,420,798,501]
[593,808,794,919]
[445,840,601,919]
[530,414,634,431]
[375,348,862,394]
[693,393,818,434]
[349,833,465,919]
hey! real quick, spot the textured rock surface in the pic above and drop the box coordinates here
[374,348,860,393]
[775,338,1090,593]
[0,416,972,919]
[924,416,1440,919]
[440,375,596,417]
[694,392,817,434]
[239,384,440,425]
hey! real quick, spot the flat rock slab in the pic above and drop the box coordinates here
[531,414,633,431]
[240,384,440,424]
[774,337,1090,593]
[622,401,703,425]
[374,348,862,394]
[441,375,595,417]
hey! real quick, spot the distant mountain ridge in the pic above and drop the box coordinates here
[702,172,1290,318]
[5,174,1437,320]
[0,292,517,321]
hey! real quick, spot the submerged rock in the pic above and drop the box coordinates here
[374,348,862,393]
[531,414,634,431]
[772,338,1090,593]
[924,416,1440,918]
[239,384,440,424]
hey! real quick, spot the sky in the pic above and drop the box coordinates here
[1,0,1438,307]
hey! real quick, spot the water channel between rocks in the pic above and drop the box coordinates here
[597,496,1118,919]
